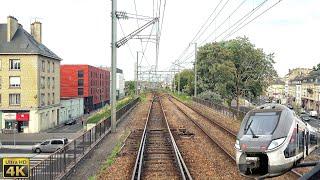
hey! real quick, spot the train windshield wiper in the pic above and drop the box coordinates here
[245,119,253,134]
[245,119,259,138]
[249,127,259,138]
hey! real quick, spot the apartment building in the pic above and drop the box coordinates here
[60,65,110,113]
[0,16,61,133]
[266,78,285,104]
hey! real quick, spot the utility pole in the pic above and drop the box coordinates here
[111,0,117,133]
[194,43,197,97]
[136,51,139,96]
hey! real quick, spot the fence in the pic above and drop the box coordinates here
[29,97,140,180]
[192,97,247,121]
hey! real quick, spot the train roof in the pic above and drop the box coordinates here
[253,103,289,112]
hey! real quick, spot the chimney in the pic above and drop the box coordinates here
[31,21,42,44]
[7,16,19,42]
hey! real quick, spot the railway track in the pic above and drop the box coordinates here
[168,95,302,179]
[131,94,192,180]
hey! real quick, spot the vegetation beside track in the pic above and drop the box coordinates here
[90,131,129,179]
[87,96,135,124]
[171,92,192,102]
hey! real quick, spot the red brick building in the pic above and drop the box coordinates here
[60,65,110,113]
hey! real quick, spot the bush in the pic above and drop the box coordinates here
[87,96,134,124]
[198,91,223,104]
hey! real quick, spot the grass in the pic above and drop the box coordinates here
[87,96,135,124]
[88,176,96,180]
[171,91,192,102]
[96,131,129,177]
[139,92,147,102]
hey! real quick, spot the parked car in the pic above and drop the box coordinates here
[300,115,311,121]
[309,110,318,117]
[32,138,68,153]
[64,119,77,125]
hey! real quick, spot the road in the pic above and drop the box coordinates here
[306,117,320,129]
[0,121,83,146]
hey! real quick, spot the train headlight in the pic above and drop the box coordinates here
[267,137,286,150]
[235,139,240,150]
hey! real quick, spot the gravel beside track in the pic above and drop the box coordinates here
[98,94,153,179]
[189,101,241,133]
[171,97,237,158]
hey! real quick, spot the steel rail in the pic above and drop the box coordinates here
[171,95,237,137]
[168,97,236,162]
[169,95,302,179]
[159,97,193,180]
[131,95,154,180]
[131,94,192,180]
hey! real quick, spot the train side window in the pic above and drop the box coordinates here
[298,129,305,153]
[284,128,297,158]
[310,133,317,145]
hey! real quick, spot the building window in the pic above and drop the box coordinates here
[78,70,84,78]
[47,61,50,73]
[52,62,55,73]
[41,76,45,89]
[9,94,20,105]
[78,88,84,96]
[41,93,45,106]
[9,76,21,88]
[41,60,45,72]
[78,79,84,86]
[52,93,55,104]
[9,59,20,70]
[47,77,50,88]
[48,93,50,105]
[52,77,55,89]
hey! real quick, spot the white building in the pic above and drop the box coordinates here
[116,68,125,98]
[59,98,84,124]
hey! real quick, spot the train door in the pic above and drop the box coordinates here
[305,131,309,156]
[297,124,305,159]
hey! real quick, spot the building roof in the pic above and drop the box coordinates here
[0,24,62,60]
[273,78,285,85]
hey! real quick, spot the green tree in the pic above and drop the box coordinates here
[125,81,136,96]
[312,63,320,71]
[197,37,277,110]
[174,69,195,96]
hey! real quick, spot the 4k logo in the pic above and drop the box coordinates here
[2,158,29,178]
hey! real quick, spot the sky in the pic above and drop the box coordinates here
[0,0,319,80]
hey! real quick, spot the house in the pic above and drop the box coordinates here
[60,65,110,113]
[59,97,84,124]
[0,16,61,133]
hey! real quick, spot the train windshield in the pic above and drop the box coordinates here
[245,112,280,136]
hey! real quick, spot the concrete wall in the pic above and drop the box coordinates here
[59,98,84,124]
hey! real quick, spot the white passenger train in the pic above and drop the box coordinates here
[235,103,319,178]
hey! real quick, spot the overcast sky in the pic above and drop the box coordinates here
[1,0,319,80]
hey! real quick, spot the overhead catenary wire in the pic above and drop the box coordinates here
[222,0,284,40]
[118,20,136,62]
[209,0,269,42]
[192,0,231,43]
[198,0,247,45]
[176,0,282,66]
[140,22,156,66]
[133,0,148,67]
[172,0,225,66]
